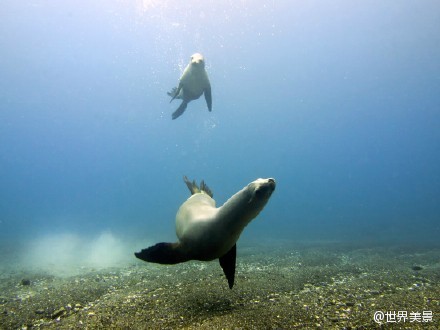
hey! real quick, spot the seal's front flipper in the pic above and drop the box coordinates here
[135,242,189,264]
[219,244,236,289]
[172,101,188,120]
[204,85,212,111]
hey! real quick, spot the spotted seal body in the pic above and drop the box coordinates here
[135,177,276,288]
[167,53,212,119]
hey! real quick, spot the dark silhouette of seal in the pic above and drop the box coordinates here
[168,53,212,119]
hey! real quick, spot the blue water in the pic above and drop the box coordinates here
[1,0,439,256]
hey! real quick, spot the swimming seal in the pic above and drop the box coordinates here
[135,176,276,288]
[167,53,212,120]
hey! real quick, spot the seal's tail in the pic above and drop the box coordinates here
[183,176,213,197]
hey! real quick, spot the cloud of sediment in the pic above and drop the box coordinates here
[19,231,146,276]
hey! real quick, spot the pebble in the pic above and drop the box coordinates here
[51,307,66,319]
[21,279,31,286]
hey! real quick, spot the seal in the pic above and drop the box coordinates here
[167,53,212,120]
[135,176,276,288]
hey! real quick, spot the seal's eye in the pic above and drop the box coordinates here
[255,187,264,198]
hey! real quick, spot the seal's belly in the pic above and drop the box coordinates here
[176,199,238,260]
[180,71,207,100]
[180,220,239,261]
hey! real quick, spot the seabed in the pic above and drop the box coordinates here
[0,241,438,329]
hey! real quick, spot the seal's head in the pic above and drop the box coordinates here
[190,53,205,68]
[247,178,276,211]
[217,178,276,230]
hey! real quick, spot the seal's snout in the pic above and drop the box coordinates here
[253,178,276,201]
[267,178,276,191]
[264,178,276,197]
[192,59,204,67]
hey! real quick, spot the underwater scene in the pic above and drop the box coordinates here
[1,1,439,329]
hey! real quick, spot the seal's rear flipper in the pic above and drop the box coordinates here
[168,84,182,102]
[167,87,178,98]
[172,101,188,120]
[219,244,236,289]
[135,242,189,264]
[183,176,213,197]
[169,84,183,103]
